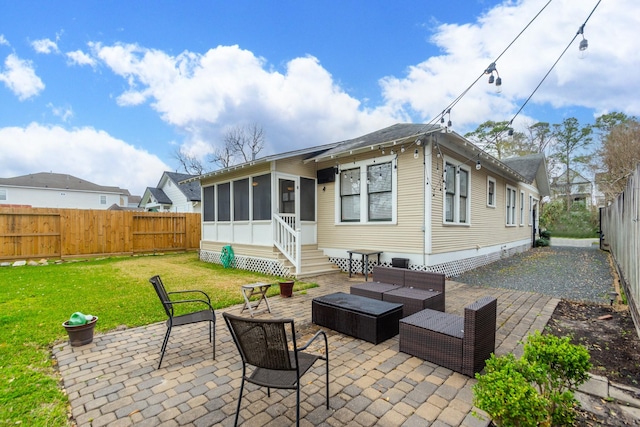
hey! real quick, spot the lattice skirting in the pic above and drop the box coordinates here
[199,250,291,277]
[330,244,529,278]
[201,244,528,279]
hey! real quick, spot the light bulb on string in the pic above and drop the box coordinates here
[577,24,589,59]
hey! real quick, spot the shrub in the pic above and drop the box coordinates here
[539,230,551,239]
[535,238,550,247]
[540,199,599,238]
[474,331,591,427]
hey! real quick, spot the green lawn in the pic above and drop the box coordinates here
[0,252,315,426]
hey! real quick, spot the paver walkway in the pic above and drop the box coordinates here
[54,274,557,427]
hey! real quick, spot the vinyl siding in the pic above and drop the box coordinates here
[430,148,537,254]
[316,148,424,254]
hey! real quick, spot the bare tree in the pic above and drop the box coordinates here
[171,148,206,175]
[209,144,234,169]
[209,123,265,168]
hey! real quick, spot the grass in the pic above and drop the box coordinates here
[0,252,317,426]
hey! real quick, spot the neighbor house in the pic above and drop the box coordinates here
[139,171,201,213]
[0,172,132,209]
[187,123,550,278]
[550,168,593,207]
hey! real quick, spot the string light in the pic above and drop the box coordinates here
[484,63,502,93]
[577,24,588,59]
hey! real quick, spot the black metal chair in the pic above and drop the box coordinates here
[223,312,329,427]
[149,275,216,369]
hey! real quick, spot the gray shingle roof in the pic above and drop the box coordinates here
[164,172,201,202]
[148,187,171,204]
[502,153,550,196]
[502,153,544,182]
[306,123,439,161]
[0,172,130,195]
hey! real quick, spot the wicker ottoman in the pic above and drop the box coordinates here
[312,292,403,344]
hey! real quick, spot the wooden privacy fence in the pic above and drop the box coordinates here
[0,207,201,260]
[600,163,640,338]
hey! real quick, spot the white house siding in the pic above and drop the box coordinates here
[0,187,124,209]
[162,179,192,212]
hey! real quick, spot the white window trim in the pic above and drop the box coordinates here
[443,156,471,226]
[99,195,107,205]
[520,190,525,226]
[487,176,496,208]
[506,185,517,226]
[335,154,397,224]
[0,188,7,201]
[529,194,534,226]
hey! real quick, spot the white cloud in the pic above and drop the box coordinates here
[47,103,74,122]
[0,123,170,196]
[66,49,97,67]
[48,0,636,167]
[31,38,59,54]
[380,0,640,132]
[0,35,9,46]
[89,42,399,155]
[0,53,45,100]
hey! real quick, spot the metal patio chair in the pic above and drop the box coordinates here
[223,312,329,427]
[149,275,216,369]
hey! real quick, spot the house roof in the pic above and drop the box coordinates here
[502,153,551,197]
[0,172,130,195]
[148,187,172,204]
[162,172,201,202]
[304,123,439,162]
[186,123,544,187]
[182,142,343,185]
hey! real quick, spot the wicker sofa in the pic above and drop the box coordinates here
[398,296,497,376]
[350,266,445,317]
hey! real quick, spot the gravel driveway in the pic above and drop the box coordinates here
[452,246,616,304]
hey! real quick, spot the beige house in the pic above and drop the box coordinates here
[188,124,550,278]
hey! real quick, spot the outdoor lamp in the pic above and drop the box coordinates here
[485,62,502,92]
[577,24,589,59]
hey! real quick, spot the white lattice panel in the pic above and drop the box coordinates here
[330,244,529,278]
[199,250,292,278]
[203,244,529,279]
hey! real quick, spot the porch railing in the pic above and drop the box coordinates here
[273,213,301,272]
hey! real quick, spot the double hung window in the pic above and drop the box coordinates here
[444,160,470,224]
[506,186,517,226]
[338,157,395,223]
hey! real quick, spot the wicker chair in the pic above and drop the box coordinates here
[399,296,497,376]
[223,312,329,427]
[149,275,216,369]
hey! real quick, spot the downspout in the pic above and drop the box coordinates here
[423,139,431,267]
[423,142,427,268]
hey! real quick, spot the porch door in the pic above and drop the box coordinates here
[278,177,297,229]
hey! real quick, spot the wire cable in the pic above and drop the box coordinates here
[411,0,555,138]
[465,0,604,165]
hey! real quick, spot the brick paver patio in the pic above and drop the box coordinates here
[54,274,557,426]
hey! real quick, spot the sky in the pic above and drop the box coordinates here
[1,0,638,196]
